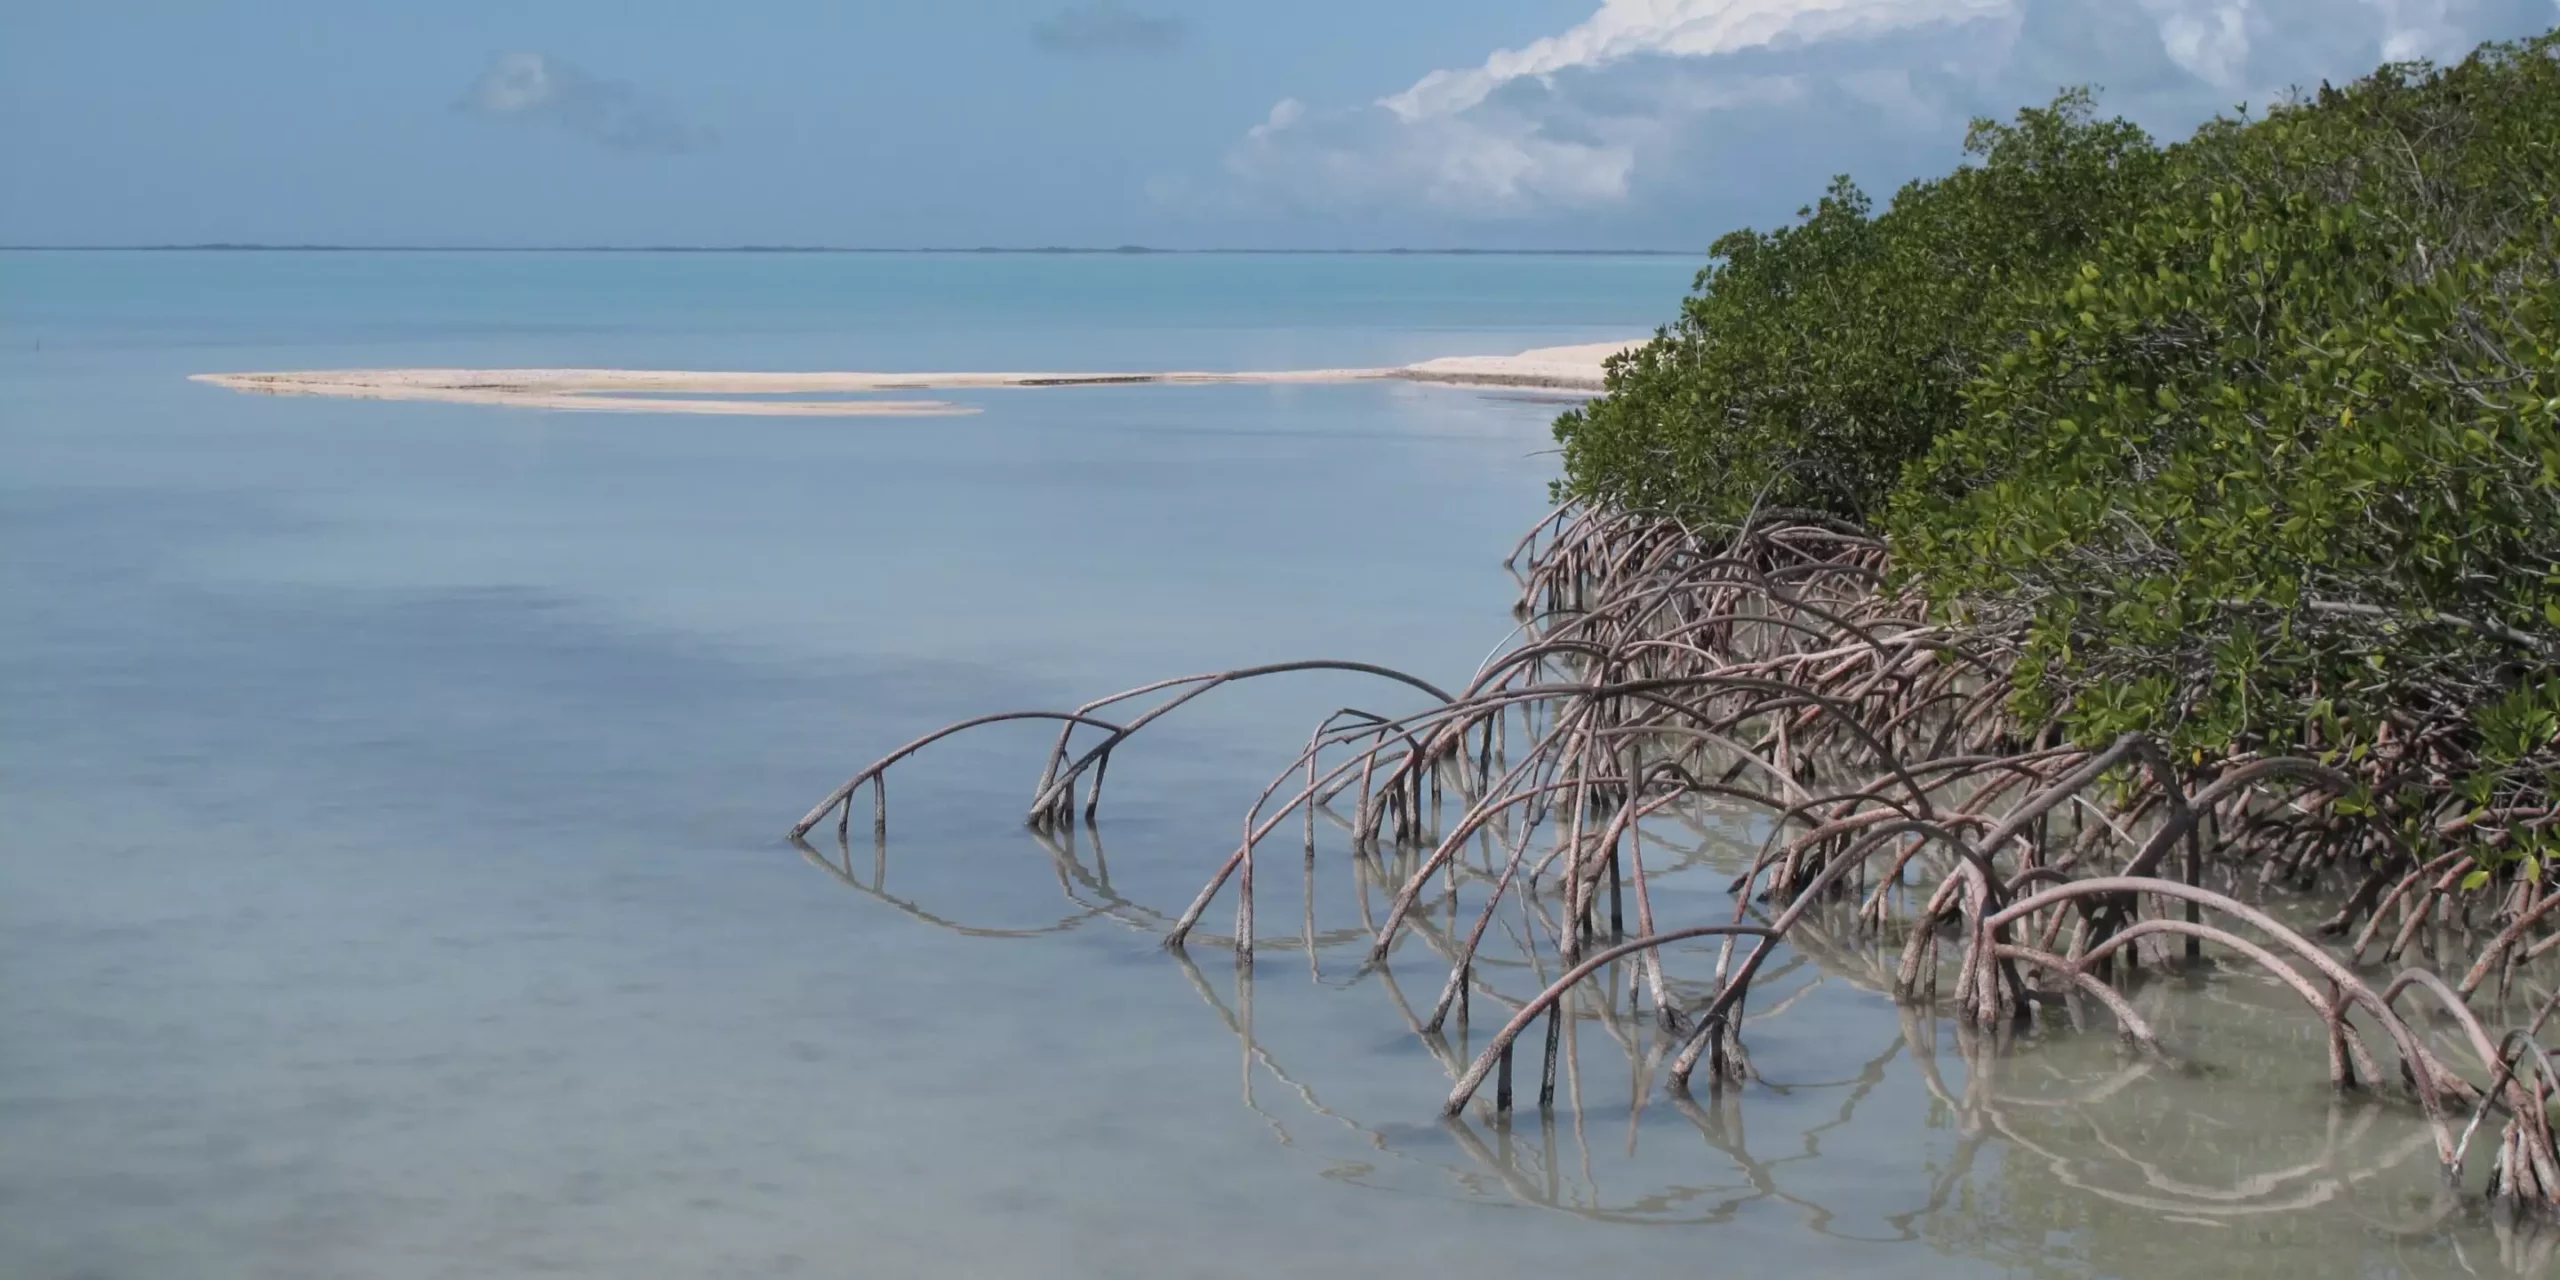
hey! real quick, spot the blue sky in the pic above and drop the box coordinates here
[5,0,2554,249]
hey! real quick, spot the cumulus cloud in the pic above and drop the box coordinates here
[1032,3,1187,55]
[456,53,715,155]
[1223,0,2557,225]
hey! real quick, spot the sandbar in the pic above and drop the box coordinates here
[192,341,1642,418]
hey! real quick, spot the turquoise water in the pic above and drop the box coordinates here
[0,252,2512,1278]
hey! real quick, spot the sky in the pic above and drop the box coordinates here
[4,0,2555,250]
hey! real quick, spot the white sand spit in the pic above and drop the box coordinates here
[192,341,1643,418]
[1395,341,1641,389]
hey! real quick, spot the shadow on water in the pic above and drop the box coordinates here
[793,814,2560,1276]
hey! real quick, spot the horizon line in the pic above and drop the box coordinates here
[0,243,1703,257]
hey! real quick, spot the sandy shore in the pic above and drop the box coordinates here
[192,341,1641,417]
[1395,341,1640,389]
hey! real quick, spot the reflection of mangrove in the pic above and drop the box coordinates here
[788,508,2560,1226]
[792,819,1149,939]
[795,816,2552,1270]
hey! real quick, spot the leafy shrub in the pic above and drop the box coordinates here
[1559,32,2560,860]
[1891,35,2560,763]
[1553,91,2162,523]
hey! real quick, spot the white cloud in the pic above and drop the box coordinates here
[1222,0,2558,226]
[1381,0,2009,119]
[2137,0,2251,86]
[457,53,715,156]
[2360,0,2508,60]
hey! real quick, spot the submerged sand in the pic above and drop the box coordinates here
[191,341,1641,418]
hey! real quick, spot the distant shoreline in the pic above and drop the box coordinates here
[192,342,1641,418]
[3,244,1701,257]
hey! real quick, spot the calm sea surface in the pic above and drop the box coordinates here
[0,252,2512,1278]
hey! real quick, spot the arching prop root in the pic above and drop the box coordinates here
[786,504,2560,1213]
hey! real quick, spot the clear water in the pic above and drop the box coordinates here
[0,251,2529,1278]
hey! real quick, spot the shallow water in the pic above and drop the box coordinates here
[0,251,2535,1278]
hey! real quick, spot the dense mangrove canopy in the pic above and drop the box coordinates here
[1558,32,2560,871]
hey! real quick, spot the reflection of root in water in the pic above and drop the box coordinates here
[794,818,2560,1267]
[790,819,1149,940]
